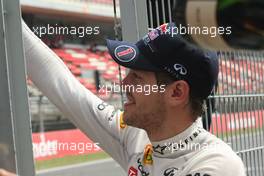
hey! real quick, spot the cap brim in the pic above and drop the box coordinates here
[106,39,160,71]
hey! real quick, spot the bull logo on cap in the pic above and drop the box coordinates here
[173,64,187,75]
[159,23,170,34]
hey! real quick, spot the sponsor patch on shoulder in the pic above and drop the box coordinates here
[143,144,153,165]
[128,166,138,176]
[120,112,127,129]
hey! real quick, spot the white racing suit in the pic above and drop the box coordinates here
[22,21,246,176]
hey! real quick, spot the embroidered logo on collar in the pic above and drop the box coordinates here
[128,166,138,176]
[119,112,127,129]
[137,158,150,176]
[153,144,169,155]
[163,167,178,176]
[143,144,153,165]
[114,45,136,63]
[153,128,203,155]
[186,173,211,176]
[171,128,203,152]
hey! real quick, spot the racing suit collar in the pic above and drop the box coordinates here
[151,120,206,158]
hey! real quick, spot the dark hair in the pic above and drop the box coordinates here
[155,72,205,118]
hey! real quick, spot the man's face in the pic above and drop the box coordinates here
[122,70,166,130]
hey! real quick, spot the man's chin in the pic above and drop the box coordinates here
[124,102,135,112]
[123,112,143,129]
[123,111,130,123]
[123,112,135,126]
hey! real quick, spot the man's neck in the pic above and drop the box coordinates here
[147,112,195,141]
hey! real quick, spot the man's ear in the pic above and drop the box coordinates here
[165,80,190,106]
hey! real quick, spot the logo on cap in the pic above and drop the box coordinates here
[159,23,169,34]
[114,45,136,63]
[173,64,187,75]
[148,29,159,41]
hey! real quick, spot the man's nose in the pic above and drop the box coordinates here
[121,74,133,93]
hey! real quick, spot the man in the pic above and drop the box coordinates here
[0,169,15,176]
[22,21,246,176]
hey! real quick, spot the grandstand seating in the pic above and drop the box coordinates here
[27,48,263,97]
[52,48,126,95]
[53,48,264,95]
[218,58,264,95]
[26,47,264,130]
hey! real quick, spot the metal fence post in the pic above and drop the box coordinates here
[0,0,35,175]
[119,0,149,42]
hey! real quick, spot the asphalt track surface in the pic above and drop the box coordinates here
[37,158,126,176]
[37,130,264,176]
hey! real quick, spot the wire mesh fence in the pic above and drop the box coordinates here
[144,1,264,175]
[26,1,263,175]
[204,51,264,176]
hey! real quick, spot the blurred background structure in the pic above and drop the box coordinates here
[22,0,125,132]
[0,0,263,175]
[0,0,35,175]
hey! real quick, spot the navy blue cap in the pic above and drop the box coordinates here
[106,23,219,99]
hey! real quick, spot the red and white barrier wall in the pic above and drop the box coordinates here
[211,110,264,134]
[32,129,102,161]
[32,110,264,160]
